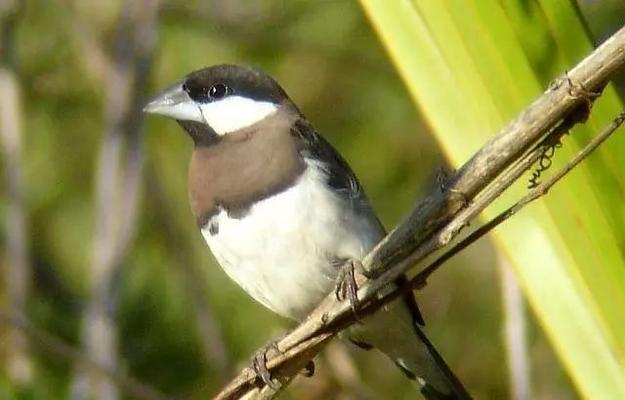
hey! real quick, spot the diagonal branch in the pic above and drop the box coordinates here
[407,112,625,294]
[213,27,625,400]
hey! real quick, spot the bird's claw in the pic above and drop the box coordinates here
[335,259,365,319]
[251,341,314,388]
[251,342,281,390]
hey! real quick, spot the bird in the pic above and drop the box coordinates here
[144,64,471,399]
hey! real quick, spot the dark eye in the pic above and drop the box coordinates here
[209,83,228,99]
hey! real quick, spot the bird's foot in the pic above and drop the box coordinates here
[251,340,316,388]
[251,341,282,390]
[335,259,367,319]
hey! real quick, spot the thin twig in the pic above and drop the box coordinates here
[356,110,625,326]
[411,111,625,290]
[213,26,625,400]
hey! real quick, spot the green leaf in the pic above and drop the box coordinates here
[359,1,625,398]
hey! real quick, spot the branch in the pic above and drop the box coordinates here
[397,111,625,316]
[214,27,625,400]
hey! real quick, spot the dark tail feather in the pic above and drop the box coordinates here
[411,324,472,400]
[348,276,471,399]
[348,300,472,399]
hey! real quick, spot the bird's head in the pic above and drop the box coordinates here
[144,64,293,145]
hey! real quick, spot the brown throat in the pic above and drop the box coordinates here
[188,106,305,226]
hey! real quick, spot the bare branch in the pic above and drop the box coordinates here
[213,26,625,400]
[411,111,625,292]
[332,111,625,374]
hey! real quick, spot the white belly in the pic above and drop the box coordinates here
[201,164,383,320]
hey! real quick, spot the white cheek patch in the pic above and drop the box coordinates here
[197,96,278,135]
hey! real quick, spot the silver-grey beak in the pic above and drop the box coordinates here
[143,82,203,122]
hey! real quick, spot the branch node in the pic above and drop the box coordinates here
[565,72,602,116]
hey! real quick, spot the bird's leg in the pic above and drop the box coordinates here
[251,339,316,389]
[335,258,367,318]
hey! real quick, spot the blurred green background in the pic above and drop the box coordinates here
[0,1,623,399]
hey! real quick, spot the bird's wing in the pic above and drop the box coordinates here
[291,118,376,217]
[291,120,471,398]
[290,118,425,326]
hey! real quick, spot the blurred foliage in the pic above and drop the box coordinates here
[0,1,622,399]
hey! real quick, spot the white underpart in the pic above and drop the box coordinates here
[200,162,456,393]
[198,96,278,135]
[201,162,382,320]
